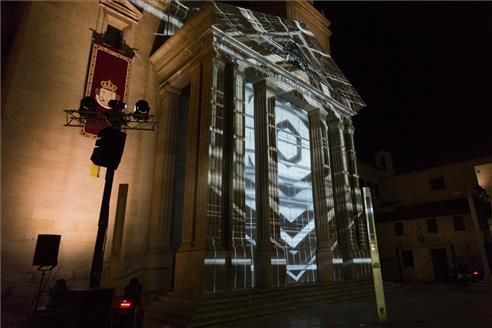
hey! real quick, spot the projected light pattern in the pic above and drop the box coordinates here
[276,99,317,284]
[244,83,257,283]
[212,3,365,112]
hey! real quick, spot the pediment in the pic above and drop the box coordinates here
[100,0,144,24]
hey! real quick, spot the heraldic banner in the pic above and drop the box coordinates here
[84,41,133,136]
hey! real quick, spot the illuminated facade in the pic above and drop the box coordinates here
[150,1,372,294]
[2,0,369,303]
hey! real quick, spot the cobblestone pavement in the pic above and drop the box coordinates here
[145,281,492,328]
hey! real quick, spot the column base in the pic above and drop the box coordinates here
[317,247,335,282]
[174,247,206,295]
[255,246,273,289]
[143,251,174,293]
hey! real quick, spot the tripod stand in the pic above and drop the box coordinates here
[32,265,56,317]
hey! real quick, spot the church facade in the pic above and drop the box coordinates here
[2,0,370,301]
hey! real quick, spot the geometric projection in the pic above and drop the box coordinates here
[276,99,317,284]
[244,83,257,281]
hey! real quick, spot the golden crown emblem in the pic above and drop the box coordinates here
[100,80,118,92]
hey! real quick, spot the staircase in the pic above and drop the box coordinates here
[145,281,409,327]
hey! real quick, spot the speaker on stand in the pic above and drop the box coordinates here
[32,234,61,317]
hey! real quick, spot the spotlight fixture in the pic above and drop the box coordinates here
[64,98,156,131]
[79,96,97,119]
[133,99,150,121]
[64,94,157,289]
[107,99,127,128]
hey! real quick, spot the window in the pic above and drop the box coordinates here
[401,250,415,267]
[453,216,466,231]
[395,222,404,236]
[430,177,446,190]
[427,219,438,233]
[103,25,123,49]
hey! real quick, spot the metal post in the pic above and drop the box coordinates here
[467,195,492,281]
[32,269,47,317]
[89,167,115,288]
[362,187,387,323]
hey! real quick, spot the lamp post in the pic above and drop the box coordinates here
[64,98,156,288]
[362,187,387,324]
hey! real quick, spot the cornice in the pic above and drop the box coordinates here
[150,4,214,82]
[212,27,354,118]
[288,1,331,31]
[100,0,143,25]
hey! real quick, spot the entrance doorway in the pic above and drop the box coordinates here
[431,248,449,281]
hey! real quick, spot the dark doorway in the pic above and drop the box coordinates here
[431,248,449,281]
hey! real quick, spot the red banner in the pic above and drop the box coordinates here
[84,42,133,136]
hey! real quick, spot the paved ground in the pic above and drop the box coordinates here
[3,282,490,327]
[146,281,492,328]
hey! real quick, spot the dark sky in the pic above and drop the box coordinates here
[315,1,492,167]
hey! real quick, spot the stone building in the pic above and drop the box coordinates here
[368,152,492,282]
[2,0,370,306]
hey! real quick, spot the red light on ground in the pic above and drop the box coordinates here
[472,271,479,276]
[119,299,133,309]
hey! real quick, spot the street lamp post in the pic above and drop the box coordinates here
[362,187,388,324]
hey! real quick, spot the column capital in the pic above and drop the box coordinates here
[213,47,235,65]
[160,83,181,97]
[308,107,328,120]
[327,117,344,129]
[344,119,355,134]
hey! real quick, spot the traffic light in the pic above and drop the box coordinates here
[90,127,127,170]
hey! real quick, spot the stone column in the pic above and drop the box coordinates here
[344,119,370,278]
[253,79,282,288]
[344,120,369,251]
[229,67,252,289]
[144,83,180,292]
[309,108,335,282]
[194,58,216,248]
[179,64,202,250]
[174,63,204,294]
[328,116,357,279]
[201,56,229,292]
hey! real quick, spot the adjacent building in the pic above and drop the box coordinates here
[361,151,492,282]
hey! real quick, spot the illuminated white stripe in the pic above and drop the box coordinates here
[280,220,315,248]
[286,264,317,270]
[232,259,252,265]
[271,259,287,265]
[343,258,372,265]
[204,259,226,265]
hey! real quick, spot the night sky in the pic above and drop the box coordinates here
[315,1,492,168]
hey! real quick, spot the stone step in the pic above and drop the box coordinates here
[190,284,409,327]
[195,281,396,308]
[170,281,373,306]
[190,284,405,321]
[192,283,376,312]
[146,282,409,328]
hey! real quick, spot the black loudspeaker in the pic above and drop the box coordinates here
[90,127,127,170]
[33,234,61,267]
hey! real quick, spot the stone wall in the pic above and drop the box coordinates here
[2,1,160,300]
